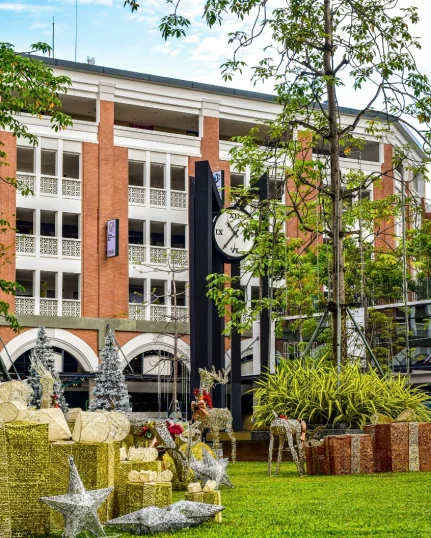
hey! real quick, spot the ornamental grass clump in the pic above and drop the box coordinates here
[252,359,431,428]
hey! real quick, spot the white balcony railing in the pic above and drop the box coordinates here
[16,234,36,255]
[40,175,58,195]
[150,246,168,265]
[62,299,81,317]
[129,246,187,267]
[170,190,187,209]
[128,244,146,264]
[62,178,81,198]
[62,239,81,258]
[16,173,36,192]
[40,237,58,256]
[149,188,167,207]
[129,303,146,320]
[150,304,168,321]
[171,248,188,267]
[16,173,81,198]
[128,186,146,205]
[15,297,35,315]
[16,235,81,258]
[173,306,188,322]
[40,298,58,316]
[128,303,188,322]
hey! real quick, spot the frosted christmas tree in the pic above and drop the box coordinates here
[27,326,68,412]
[89,331,131,412]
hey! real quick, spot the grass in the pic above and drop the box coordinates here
[51,462,431,538]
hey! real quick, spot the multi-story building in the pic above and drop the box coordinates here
[0,57,426,413]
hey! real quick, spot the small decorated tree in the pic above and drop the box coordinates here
[89,331,131,412]
[27,326,68,412]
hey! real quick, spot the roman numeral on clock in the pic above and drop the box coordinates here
[215,229,223,235]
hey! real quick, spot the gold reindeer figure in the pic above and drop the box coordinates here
[191,367,236,463]
[30,358,55,409]
[268,411,306,476]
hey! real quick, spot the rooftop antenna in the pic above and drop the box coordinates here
[52,16,55,58]
[87,57,95,65]
[74,0,78,62]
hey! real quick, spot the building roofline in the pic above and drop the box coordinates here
[34,56,425,158]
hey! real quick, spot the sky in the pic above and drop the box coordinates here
[1,0,430,103]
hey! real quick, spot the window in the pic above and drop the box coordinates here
[129,220,145,245]
[17,147,34,173]
[150,163,164,189]
[16,208,34,235]
[62,213,79,239]
[63,152,80,179]
[170,165,186,191]
[41,150,56,176]
[231,173,245,189]
[40,210,56,237]
[129,161,145,187]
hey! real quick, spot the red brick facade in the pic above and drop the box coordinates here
[0,132,17,312]
[375,143,396,250]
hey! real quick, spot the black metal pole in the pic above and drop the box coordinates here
[258,173,270,371]
[230,260,242,430]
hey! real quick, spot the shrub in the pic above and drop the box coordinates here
[252,359,431,428]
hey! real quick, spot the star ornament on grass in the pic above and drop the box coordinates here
[40,456,113,538]
[190,450,234,489]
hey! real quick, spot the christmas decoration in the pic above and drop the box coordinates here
[27,326,68,413]
[183,492,223,522]
[50,440,119,529]
[41,456,113,538]
[0,421,51,538]
[117,460,163,517]
[89,331,131,412]
[125,481,172,513]
[191,367,236,463]
[106,500,224,534]
[72,410,130,443]
[168,499,224,523]
[268,414,306,476]
[190,451,234,489]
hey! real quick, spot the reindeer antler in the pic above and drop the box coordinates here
[198,366,229,390]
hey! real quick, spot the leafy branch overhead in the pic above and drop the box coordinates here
[129,0,431,364]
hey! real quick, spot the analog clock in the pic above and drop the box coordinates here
[213,208,254,260]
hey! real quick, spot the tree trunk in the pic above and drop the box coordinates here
[323,0,347,365]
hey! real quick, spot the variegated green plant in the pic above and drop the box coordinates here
[253,359,431,428]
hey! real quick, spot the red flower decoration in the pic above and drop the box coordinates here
[166,422,184,438]
[202,391,213,409]
[193,387,200,397]
[279,414,289,420]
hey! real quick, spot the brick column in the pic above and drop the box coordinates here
[97,98,129,319]
[0,133,17,312]
[81,84,129,319]
[375,143,396,250]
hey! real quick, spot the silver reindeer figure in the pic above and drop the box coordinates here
[268,411,305,476]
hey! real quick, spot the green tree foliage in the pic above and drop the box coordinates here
[126,0,431,364]
[0,43,71,331]
[253,359,431,428]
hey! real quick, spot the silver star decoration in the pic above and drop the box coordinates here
[105,501,224,535]
[40,456,113,538]
[190,450,234,489]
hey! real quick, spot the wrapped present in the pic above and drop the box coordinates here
[184,491,222,522]
[50,440,119,529]
[0,422,51,538]
[125,482,172,513]
[323,434,374,475]
[305,443,326,475]
[365,422,431,473]
[116,460,163,516]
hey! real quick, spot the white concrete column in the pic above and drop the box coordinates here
[165,153,171,196]
[145,150,151,203]
[34,269,41,315]
[57,271,63,315]
[35,145,41,196]
[56,211,63,260]
[166,222,171,249]
[58,139,63,198]
[35,208,41,258]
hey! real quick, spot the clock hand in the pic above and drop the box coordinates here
[226,220,239,238]
[222,232,236,250]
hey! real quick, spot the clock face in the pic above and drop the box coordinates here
[213,208,254,260]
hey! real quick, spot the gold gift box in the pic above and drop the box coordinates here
[116,460,163,516]
[184,490,222,522]
[125,482,172,513]
[50,440,119,529]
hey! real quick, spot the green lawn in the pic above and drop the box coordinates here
[52,462,431,538]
